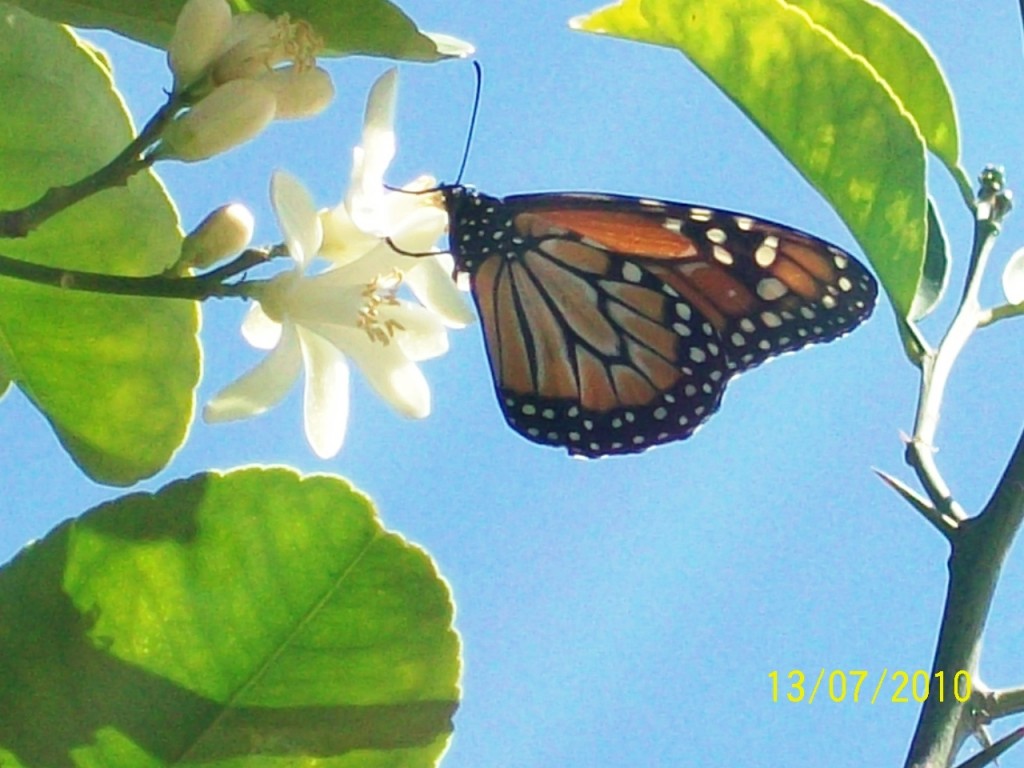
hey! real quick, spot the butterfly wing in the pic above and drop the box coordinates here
[444,188,877,458]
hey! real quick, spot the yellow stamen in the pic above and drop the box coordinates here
[356,269,406,345]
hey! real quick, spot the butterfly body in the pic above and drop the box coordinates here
[443,186,877,458]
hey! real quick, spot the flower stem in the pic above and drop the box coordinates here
[902,167,1020,768]
[907,167,1009,521]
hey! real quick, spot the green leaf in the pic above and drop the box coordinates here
[908,198,950,321]
[0,468,460,767]
[784,0,971,198]
[573,0,928,318]
[0,6,198,484]
[10,0,470,62]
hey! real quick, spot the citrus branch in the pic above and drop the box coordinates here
[0,248,270,301]
[0,94,184,239]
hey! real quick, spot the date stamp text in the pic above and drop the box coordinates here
[769,669,972,704]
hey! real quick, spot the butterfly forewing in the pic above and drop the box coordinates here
[444,187,877,458]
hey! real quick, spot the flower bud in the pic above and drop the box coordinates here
[1002,246,1024,305]
[258,65,334,119]
[179,203,255,270]
[167,0,233,91]
[160,79,276,162]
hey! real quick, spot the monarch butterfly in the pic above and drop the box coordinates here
[442,187,878,458]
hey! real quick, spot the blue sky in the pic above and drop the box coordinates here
[4,1,1024,766]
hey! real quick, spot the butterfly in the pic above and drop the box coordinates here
[442,187,877,458]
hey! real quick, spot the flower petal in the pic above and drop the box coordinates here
[316,203,447,286]
[312,324,431,418]
[271,170,323,268]
[384,202,448,252]
[379,302,449,361]
[405,257,475,327]
[383,360,431,418]
[168,0,233,90]
[241,298,284,349]
[347,69,397,234]
[383,177,443,217]
[297,327,351,459]
[204,322,302,421]
[318,201,380,267]
[260,65,335,119]
[162,78,276,161]
[285,276,365,328]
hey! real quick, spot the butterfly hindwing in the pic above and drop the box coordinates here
[469,231,731,456]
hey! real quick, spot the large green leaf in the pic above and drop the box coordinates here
[0,468,460,767]
[574,0,928,318]
[0,5,197,484]
[9,0,470,62]
[785,0,970,197]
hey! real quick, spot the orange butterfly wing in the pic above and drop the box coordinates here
[445,188,877,457]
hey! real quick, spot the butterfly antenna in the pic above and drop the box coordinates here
[454,60,483,186]
[382,61,482,196]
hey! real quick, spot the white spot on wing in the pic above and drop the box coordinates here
[622,263,644,283]
[756,277,788,301]
[712,245,734,265]
[755,243,777,268]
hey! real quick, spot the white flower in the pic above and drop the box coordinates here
[201,170,448,457]
[319,69,475,329]
[163,0,333,161]
[204,70,472,457]
[168,1,323,93]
